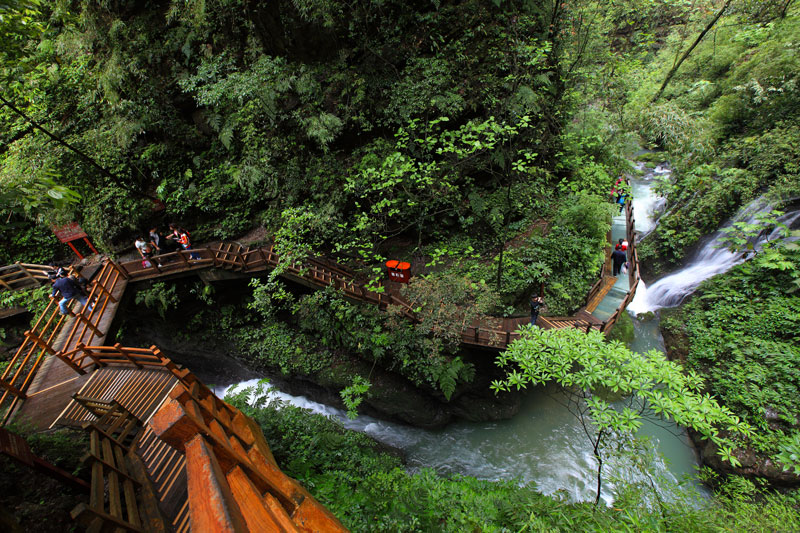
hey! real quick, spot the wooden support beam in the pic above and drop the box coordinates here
[54,349,87,375]
[151,396,298,512]
[89,281,117,303]
[184,434,248,533]
[73,312,103,337]
[0,379,25,398]
[71,503,143,533]
[227,465,298,532]
[76,343,105,368]
[15,262,36,283]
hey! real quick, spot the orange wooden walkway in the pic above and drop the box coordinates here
[0,192,642,532]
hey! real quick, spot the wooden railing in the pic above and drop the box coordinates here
[61,343,171,372]
[0,262,51,291]
[70,399,169,532]
[151,374,348,532]
[599,192,641,334]
[0,261,124,423]
[0,296,68,422]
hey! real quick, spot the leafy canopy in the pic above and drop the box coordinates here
[491,327,752,468]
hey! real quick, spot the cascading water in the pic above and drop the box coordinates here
[629,190,800,314]
[221,161,778,504]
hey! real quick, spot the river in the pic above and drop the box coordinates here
[218,162,724,504]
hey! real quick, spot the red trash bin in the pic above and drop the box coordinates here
[396,262,411,283]
[386,260,412,283]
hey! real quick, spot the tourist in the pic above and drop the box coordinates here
[148,227,163,254]
[530,295,544,327]
[135,236,158,267]
[611,248,627,276]
[150,226,178,261]
[50,272,92,315]
[169,223,200,260]
[615,238,628,251]
[616,191,627,214]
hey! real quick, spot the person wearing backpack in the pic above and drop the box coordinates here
[50,272,93,315]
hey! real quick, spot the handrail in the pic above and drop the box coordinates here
[600,182,641,333]
[0,262,52,291]
[0,262,127,423]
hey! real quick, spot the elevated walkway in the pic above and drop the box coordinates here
[0,194,641,531]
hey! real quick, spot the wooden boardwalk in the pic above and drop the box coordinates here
[0,193,642,532]
[585,276,618,313]
[2,261,128,427]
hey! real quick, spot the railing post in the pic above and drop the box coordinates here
[77,343,105,368]
[109,260,130,280]
[54,350,87,375]
[114,343,141,368]
[0,277,11,290]
[258,249,269,269]
[90,282,117,303]
[178,250,190,267]
[15,262,36,284]
[73,312,103,337]
[24,330,56,355]
[0,379,26,398]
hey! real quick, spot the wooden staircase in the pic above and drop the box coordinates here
[69,397,170,532]
[0,261,127,426]
[151,371,348,532]
[0,262,51,291]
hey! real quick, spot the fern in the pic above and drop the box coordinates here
[134,282,178,319]
[436,357,474,401]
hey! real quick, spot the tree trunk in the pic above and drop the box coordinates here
[651,0,733,103]
[593,430,605,507]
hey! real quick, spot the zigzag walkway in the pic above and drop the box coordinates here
[0,198,640,531]
[0,197,641,426]
[1,274,347,530]
[110,227,638,350]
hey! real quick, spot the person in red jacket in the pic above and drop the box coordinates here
[168,223,201,260]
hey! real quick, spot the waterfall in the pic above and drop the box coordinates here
[629,197,800,314]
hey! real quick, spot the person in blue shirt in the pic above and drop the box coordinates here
[50,273,92,315]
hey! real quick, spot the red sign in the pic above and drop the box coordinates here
[52,222,88,243]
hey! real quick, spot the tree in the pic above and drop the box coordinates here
[491,327,751,506]
[651,0,735,103]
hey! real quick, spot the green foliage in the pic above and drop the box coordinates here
[340,375,371,420]
[292,286,473,398]
[555,193,615,245]
[662,244,800,461]
[246,277,295,319]
[134,282,178,319]
[606,308,635,346]
[717,209,792,254]
[464,224,606,314]
[492,327,751,503]
[234,318,331,377]
[6,423,87,475]
[776,432,800,475]
[630,11,800,270]
[0,284,50,320]
[225,382,800,532]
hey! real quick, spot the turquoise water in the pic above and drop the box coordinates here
[222,168,705,503]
